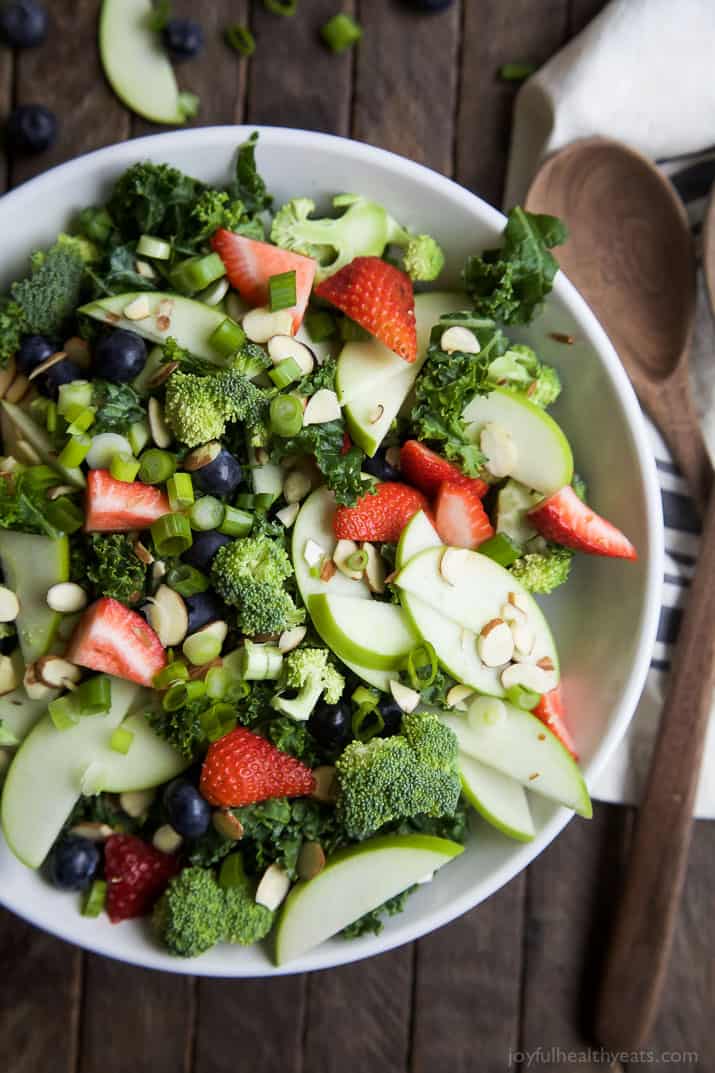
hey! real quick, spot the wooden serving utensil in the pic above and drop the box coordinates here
[526,136,715,1052]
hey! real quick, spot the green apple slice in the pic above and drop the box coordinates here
[100,0,187,125]
[275,833,464,964]
[441,706,592,818]
[308,593,419,671]
[100,710,189,792]
[462,386,573,495]
[395,547,559,690]
[395,509,442,570]
[495,478,541,547]
[0,684,59,744]
[1,401,85,488]
[0,531,70,664]
[79,292,239,366]
[459,751,534,841]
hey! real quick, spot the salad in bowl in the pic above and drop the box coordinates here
[0,133,639,967]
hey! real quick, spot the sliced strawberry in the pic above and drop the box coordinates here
[211,229,316,333]
[333,481,429,543]
[533,686,578,760]
[433,481,494,549]
[314,256,417,363]
[85,470,170,533]
[200,727,316,808]
[400,440,489,498]
[104,834,181,923]
[528,485,637,560]
[67,597,166,687]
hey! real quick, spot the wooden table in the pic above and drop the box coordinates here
[1,3,713,1070]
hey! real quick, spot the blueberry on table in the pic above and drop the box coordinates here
[164,778,211,839]
[16,333,56,375]
[5,104,57,154]
[308,699,352,750]
[93,329,147,382]
[362,449,400,483]
[181,530,231,574]
[162,18,204,61]
[378,694,403,736]
[185,442,243,497]
[184,590,226,634]
[0,0,48,48]
[47,835,100,891]
[37,357,83,398]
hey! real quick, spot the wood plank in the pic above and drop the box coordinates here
[352,0,460,174]
[79,956,195,1073]
[247,0,354,134]
[456,0,570,205]
[11,0,129,185]
[0,909,82,1073]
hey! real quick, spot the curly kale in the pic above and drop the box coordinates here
[296,357,337,397]
[106,161,205,241]
[91,380,146,435]
[0,468,64,538]
[147,696,209,760]
[271,419,375,506]
[230,797,344,879]
[186,189,263,246]
[85,534,147,604]
[229,131,272,217]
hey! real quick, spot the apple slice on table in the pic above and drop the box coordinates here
[275,833,464,964]
[308,593,419,672]
[458,751,535,842]
[0,531,70,665]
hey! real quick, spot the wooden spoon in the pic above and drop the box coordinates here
[526,137,715,1052]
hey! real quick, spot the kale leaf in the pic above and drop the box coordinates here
[230,131,272,217]
[231,797,344,879]
[0,469,63,538]
[106,161,205,241]
[342,888,415,939]
[271,419,375,506]
[91,380,146,434]
[85,533,147,604]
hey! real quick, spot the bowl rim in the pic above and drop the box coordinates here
[0,124,664,976]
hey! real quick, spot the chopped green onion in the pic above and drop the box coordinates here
[110,727,134,754]
[219,853,248,889]
[178,91,201,119]
[153,661,190,690]
[58,434,92,468]
[79,206,113,244]
[405,642,438,690]
[66,406,96,436]
[205,666,230,699]
[169,253,225,295]
[239,640,283,681]
[254,492,276,512]
[339,317,370,342]
[351,685,378,708]
[477,533,522,567]
[206,714,236,742]
[151,513,193,557]
[183,631,223,667]
[189,495,225,532]
[49,696,78,730]
[321,13,362,53]
[225,23,255,56]
[505,684,542,711]
[58,380,92,416]
[263,0,297,13]
[269,393,303,437]
[167,472,194,511]
[45,496,84,534]
[128,419,150,456]
[110,452,141,483]
[82,879,108,918]
[268,356,302,390]
[162,679,206,712]
[219,505,253,538]
[166,563,209,598]
[209,317,246,356]
[268,270,297,313]
[352,704,384,742]
[345,549,368,573]
[77,675,112,715]
[137,234,172,260]
[304,310,336,342]
[138,448,176,485]
[235,493,255,510]
[45,400,57,433]
[499,62,536,82]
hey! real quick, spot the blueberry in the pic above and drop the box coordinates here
[184,590,227,634]
[0,0,48,48]
[362,449,400,483]
[47,835,100,891]
[37,357,83,399]
[308,700,352,750]
[164,778,211,838]
[93,329,147,382]
[16,333,56,375]
[182,530,231,573]
[186,443,243,497]
[162,18,203,61]
[378,695,403,737]
[6,104,57,154]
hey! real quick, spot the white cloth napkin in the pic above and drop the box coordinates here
[503,0,715,816]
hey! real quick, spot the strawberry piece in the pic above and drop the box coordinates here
[104,834,181,923]
[528,485,637,560]
[200,727,316,808]
[400,439,489,498]
[533,686,578,760]
[333,481,429,543]
[67,597,166,687]
[211,229,316,333]
[85,470,170,533]
[314,256,417,363]
[433,481,494,549]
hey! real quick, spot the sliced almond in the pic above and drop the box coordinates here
[212,809,245,840]
[36,656,82,689]
[385,445,401,470]
[440,546,470,587]
[153,824,183,854]
[267,335,315,375]
[500,662,557,694]
[468,695,507,728]
[389,679,420,713]
[297,841,326,881]
[47,483,78,501]
[123,295,151,321]
[441,325,481,354]
[27,350,66,381]
[156,298,174,332]
[63,336,92,368]
[446,684,474,711]
[303,388,341,427]
[311,765,338,804]
[156,314,171,332]
[510,619,535,658]
[0,454,21,476]
[283,469,312,504]
[23,663,55,701]
[508,591,530,616]
[146,360,178,390]
[133,540,154,566]
[148,396,172,448]
[243,306,293,344]
[536,656,555,672]
[119,788,156,818]
[480,422,518,479]
[5,373,30,403]
[255,862,291,911]
[476,619,514,667]
[333,539,364,581]
[0,652,21,696]
[319,558,336,582]
[275,502,300,528]
[151,560,167,591]
[46,582,87,614]
[362,542,386,594]
[69,822,114,842]
[303,538,326,568]
[135,259,157,280]
[278,625,307,654]
[145,585,189,646]
[0,585,19,622]
[501,601,527,625]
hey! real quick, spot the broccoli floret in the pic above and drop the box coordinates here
[270,194,444,282]
[231,342,272,381]
[272,647,345,722]
[154,867,225,958]
[335,710,461,839]
[509,545,573,594]
[486,343,561,409]
[529,364,561,408]
[55,232,99,264]
[164,368,269,447]
[211,536,304,636]
[188,190,251,244]
[222,883,275,945]
[0,300,26,367]
[85,533,147,604]
[11,239,86,338]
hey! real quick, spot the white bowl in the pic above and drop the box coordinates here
[0,126,663,976]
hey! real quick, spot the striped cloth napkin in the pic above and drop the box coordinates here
[502,0,715,816]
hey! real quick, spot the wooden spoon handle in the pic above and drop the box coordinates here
[596,483,715,1050]
[643,373,713,515]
